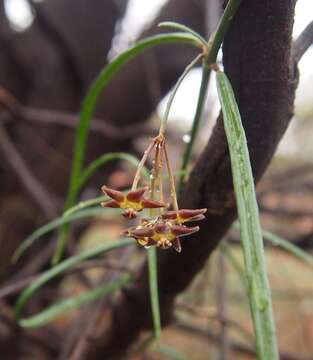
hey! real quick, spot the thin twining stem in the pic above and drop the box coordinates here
[163,141,180,220]
[150,143,161,202]
[158,143,165,214]
[131,140,155,191]
[148,143,162,219]
[158,53,203,137]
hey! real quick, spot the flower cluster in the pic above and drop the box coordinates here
[101,136,207,252]
[122,208,206,252]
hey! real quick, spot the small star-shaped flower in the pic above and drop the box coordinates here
[123,220,200,253]
[101,185,167,218]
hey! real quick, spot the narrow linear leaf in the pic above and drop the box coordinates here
[263,228,313,268]
[13,206,116,262]
[233,222,313,269]
[19,275,130,328]
[158,22,208,49]
[15,238,134,318]
[216,71,278,360]
[63,197,108,217]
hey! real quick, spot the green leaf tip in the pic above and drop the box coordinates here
[158,21,208,49]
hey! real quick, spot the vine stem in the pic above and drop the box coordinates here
[158,144,164,214]
[178,0,243,195]
[178,63,211,194]
[149,143,160,204]
[206,0,243,65]
[158,53,203,137]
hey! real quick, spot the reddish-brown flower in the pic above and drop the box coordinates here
[101,185,166,218]
[123,220,200,253]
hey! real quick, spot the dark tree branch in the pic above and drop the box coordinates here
[84,1,298,358]
[0,87,152,140]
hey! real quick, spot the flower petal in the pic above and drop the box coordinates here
[126,187,148,202]
[186,214,206,222]
[171,225,199,237]
[162,208,207,222]
[161,211,177,220]
[101,185,125,202]
[141,199,166,209]
[130,227,154,238]
[178,208,207,220]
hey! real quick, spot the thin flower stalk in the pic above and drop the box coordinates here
[163,141,180,220]
[101,134,206,252]
[101,51,208,252]
[131,140,155,191]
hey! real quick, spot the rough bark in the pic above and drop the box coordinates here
[85,1,297,358]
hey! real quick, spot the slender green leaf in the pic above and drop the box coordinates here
[15,238,134,318]
[13,206,116,262]
[63,197,108,217]
[55,32,201,264]
[233,222,313,269]
[19,275,130,328]
[263,229,313,267]
[147,247,161,340]
[216,71,278,360]
[158,22,208,49]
